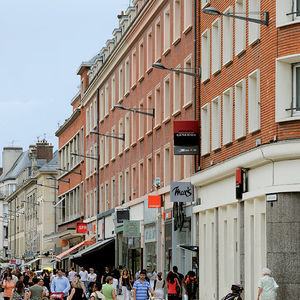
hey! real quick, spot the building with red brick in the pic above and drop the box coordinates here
[191,0,300,299]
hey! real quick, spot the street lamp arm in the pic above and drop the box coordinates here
[90,131,125,141]
[224,11,269,25]
[36,183,59,190]
[70,152,98,160]
[132,109,155,117]
[169,67,201,78]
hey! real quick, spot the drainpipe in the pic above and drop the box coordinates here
[96,88,100,241]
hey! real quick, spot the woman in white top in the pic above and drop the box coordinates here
[88,268,97,295]
[154,272,165,299]
[257,268,279,300]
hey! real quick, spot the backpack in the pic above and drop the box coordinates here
[186,276,197,295]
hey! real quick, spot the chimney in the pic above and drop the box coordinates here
[0,168,3,176]
[2,147,23,175]
[36,139,53,162]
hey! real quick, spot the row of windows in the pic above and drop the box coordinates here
[59,129,84,172]
[201,69,260,155]
[85,0,194,135]
[57,184,83,224]
[201,0,262,82]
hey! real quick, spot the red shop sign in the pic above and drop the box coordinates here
[76,222,88,233]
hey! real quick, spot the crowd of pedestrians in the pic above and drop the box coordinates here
[0,264,278,300]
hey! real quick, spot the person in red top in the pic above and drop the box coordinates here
[166,271,181,300]
[185,271,198,300]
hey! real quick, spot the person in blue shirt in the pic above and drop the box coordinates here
[133,270,156,300]
[50,269,71,300]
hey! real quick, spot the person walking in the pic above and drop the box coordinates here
[79,267,88,294]
[153,272,164,299]
[257,268,279,300]
[38,278,49,300]
[90,282,105,300]
[101,267,111,285]
[3,273,16,300]
[11,280,26,300]
[50,269,71,300]
[166,271,181,300]
[120,269,132,300]
[221,284,243,300]
[69,277,85,300]
[28,278,44,300]
[184,271,197,300]
[87,268,97,295]
[132,270,156,300]
[68,268,77,286]
[102,276,117,300]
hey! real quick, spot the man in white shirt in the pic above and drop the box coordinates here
[79,266,89,293]
[68,267,76,284]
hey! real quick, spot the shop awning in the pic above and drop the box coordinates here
[72,238,114,259]
[23,257,40,266]
[178,244,199,252]
[56,235,95,262]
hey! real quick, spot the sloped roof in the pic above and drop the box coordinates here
[38,150,58,172]
[77,53,103,75]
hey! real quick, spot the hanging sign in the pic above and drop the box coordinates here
[76,222,88,233]
[174,120,199,155]
[123,220,141,238]
[116,210,130,223]
[171,182,194,202]
[148,195,162,208]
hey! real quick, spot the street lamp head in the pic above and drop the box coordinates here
[152,62,167,70]
[114,105,125,110]
[203,7,222,15]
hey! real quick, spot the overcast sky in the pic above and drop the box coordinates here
[0,0,131,165]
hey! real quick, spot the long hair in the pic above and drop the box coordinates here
[167,271,176,284]
[73,278,83,289]
[15,281,24,294]
[122,269,129,277]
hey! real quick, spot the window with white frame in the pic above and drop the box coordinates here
[164,6,171,53]
[111,126,116,160]
[90,191,93,217]
[248,69,261,133]
[147,30,153,70]
[85,193,89,218]
[223,6,233,66]
[132,165,137,197]
[132,50,137,87]
[184,55,193,105]
[173,66,181,113]
[212,18,221,74]
[111,75,116,109]
[276,0,300,27]
[93,98,97,128]
[100,184,104,213]
[119,172,123,205]
[105,133,109,165]
[125,112,130,149]
[173,154,181,181]
[86,108,90,134]
[119,66,124,102]
[174,0,181,42]
[94,189,97,216]
[211,96,221,150]
[105,84,109,117]
[90,102,94,130]
[105,181,109,210]
[275,55,300,122]
[235,79,246,139]
[184,155,193,178]
[201,29,210,82]
[139,161,144,196]
[111,177,116,207]
[163,75,171,120]
[139,40,144,80]
[155,84,161,127]
[118,118,124,155]
[155,18,161,61]
[125,57,130,95]
[146,91,153,133]
[125,168,130,202]
[201,0,210,9]
[235,0,246,56]
[100,90,104,121]
[201,103,210,155]
[184,0,192,31]
[164,145,171,186]
[223,87,233,145]
[139,100,145,140]
[131,106,137,145]
[155,151,161,182]
[248,0,260,45]
[100,137,104,168]
[147,155,153,192]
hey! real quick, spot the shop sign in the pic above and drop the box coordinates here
[123,220,141,238]
[144,225,156,243]
[171,182,194,202]
[10,260,16,264]
[116,210,130,223]
[174,120,199,155]
[148,195,162,208]
[76,222,88,233]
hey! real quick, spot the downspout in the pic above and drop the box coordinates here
[96,88,100,241]
[193,0,198,173]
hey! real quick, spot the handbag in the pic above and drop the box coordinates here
[126,284,131,291]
